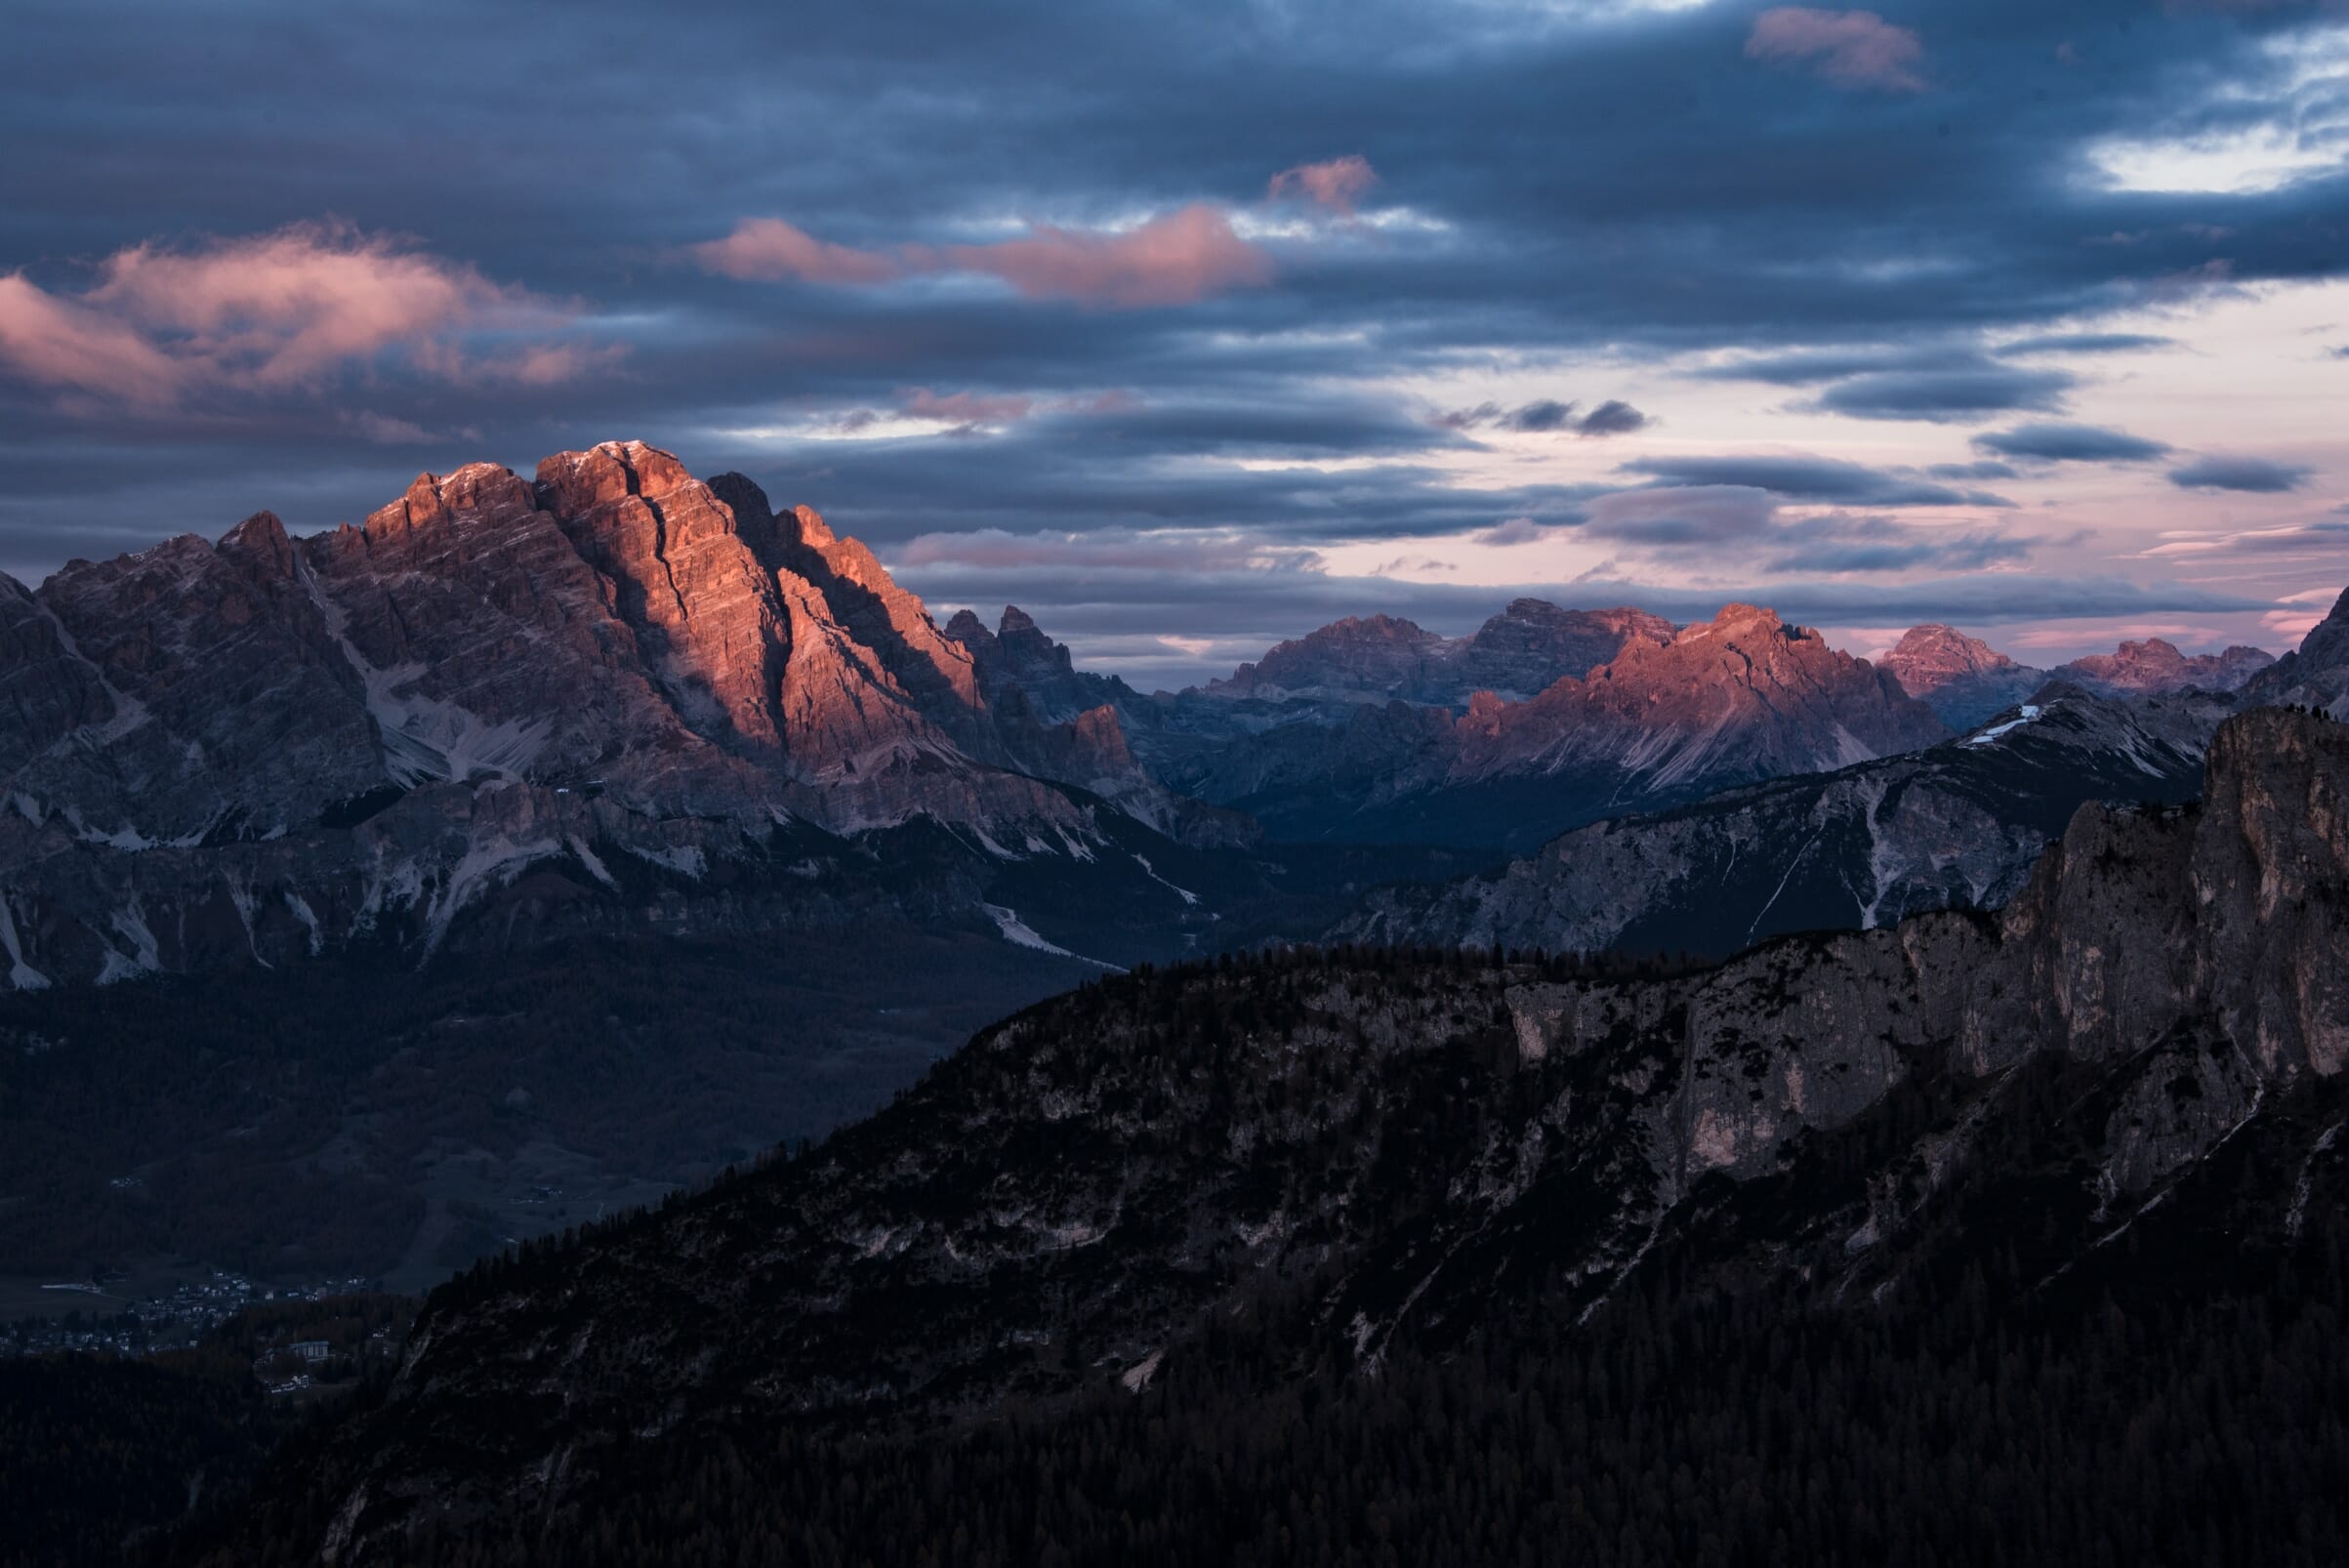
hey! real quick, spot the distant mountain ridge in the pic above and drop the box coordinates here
[1147,601,1948,851]
[1341,682,2232,957]
[1204,600,1676,707]
[0,437,2304,984]
[1883,622,2272,727]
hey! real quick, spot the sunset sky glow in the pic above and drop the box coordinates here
[3,0,2344,686]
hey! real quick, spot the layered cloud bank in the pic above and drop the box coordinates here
[0,0,2342,674]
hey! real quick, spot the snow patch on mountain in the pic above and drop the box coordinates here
[1966,705,2042,746]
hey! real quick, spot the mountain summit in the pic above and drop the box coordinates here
[0,442,1242,986]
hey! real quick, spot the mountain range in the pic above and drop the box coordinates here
[0,439,2301,992]
[6,441,2341,1324]
[2,439,2304,990]
[5,442,2345,1564]
[1340,681,2233,957]
[1880,621,2273,728]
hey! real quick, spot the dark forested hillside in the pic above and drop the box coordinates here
[173,710,2348,1567]
[206,1108,2349,1568]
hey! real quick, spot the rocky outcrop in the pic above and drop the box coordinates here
[1208,613,1450,703]
[944,603,1147,728]
[2054,637,2273,697]
[1885,623,2275,726]
[238,710,2349,1562]
[1451,603,1945,787]
[1343,684,2230,957]
[1880,623,2043,727]
[2246,585,2349,719]
[1458,598,1677,698]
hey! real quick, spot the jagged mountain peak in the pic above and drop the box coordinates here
[1676,600,1790,640]
[2246,582,2349,717]
[941,607,995,647]
[1205,600,1676,708]
[0,440,1250,988]
[1889,621,2018,673]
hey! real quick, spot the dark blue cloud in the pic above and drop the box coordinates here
[1439,397,1651,435]
[1996,333,2176,356]
[1810,365,2078,423]
[1505,398,1578,433]
[2168,455,2317,492]
[1974,423,2173,463]
[1618,454,2013,508]
[1575,399,1649,436]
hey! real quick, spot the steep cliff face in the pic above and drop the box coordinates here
[0,443,1228,988]
[246,711,2348,1563]
[1343,684,2230,957]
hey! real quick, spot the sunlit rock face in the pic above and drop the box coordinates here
[0,442,1220,987]
[1157,602,1949,852]
[1449,603,1946,785]
[1881,623,2045,728]
[1884,623,2275,729]
[2052,638,2273,698]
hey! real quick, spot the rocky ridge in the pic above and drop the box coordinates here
[2246,585,2349,719]
[1340,683,2232,957]
[0,443,1236,987]
[1884,622,2274,727]
[1162,603,1949,850]
[1204,600,1675,708]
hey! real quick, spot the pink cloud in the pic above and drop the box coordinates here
[900,387,1035,425]
[1268,155,1379,214]
[0,273,187,406]
[690,218,902,285]
[700,205,1274,309]
[1747,9,1927,93]
[0,222,590,407]
[928,205,1273,308]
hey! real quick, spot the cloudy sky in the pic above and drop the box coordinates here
[3,0,2344,687]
